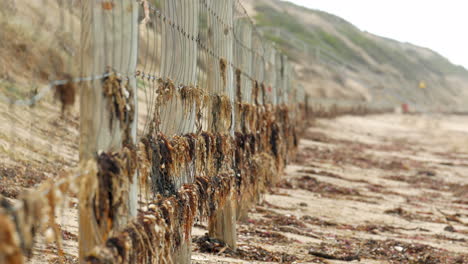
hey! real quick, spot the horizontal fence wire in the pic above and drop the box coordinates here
[0,1,390,264]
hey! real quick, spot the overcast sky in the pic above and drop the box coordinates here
[287,0,468,69]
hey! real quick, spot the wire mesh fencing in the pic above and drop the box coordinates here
[4,0,440,263]
[0,0,309,263]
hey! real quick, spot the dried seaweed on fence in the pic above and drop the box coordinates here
[86,204,174,264]
[88,147,137,240]
[200,132,216,176]
[102,73,135,145]
[252,153,276,191]
[270,123,280,158]
[102,73,125,123]
[233,132,246,195]
[258,106,273,151]
[137,140,152,200]
[233,125,280,215]
[194,134,206,176]
[180,85,205,115]
[156,78,176,105]
[239,103,257,133]
[211,95,232,132]
[235,68,242,102]
[276,105,293,158]
[53,73,76,116]
[170,136,191,176]
[203,173,236,222]
[0,168,84,263]
[84,96,304,263]
[219,58,227,89]
[238,153,277,213]
[255,107,265,148]
[82,95,301,262]
[233,103,242,131]
[214,133,234,172]
[149,78,177,132]
[14,191,44,258]
[253,80,259,105]
[260,83,266,104]
[183,134,197,162]
[140,132,220,197]
[194,173,235,231]
[46,187,65,262]
[249,105,259,133]
[0,201,22,264]
[86,174,235,264]
[147,134,177,197]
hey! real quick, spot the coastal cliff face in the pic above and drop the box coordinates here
[243,0,468,112]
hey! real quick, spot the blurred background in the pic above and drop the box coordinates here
[242,0,468,113]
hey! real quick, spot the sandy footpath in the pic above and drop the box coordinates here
[192,114,468,264]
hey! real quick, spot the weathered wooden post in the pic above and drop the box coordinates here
[274,53,283,106]
[159,0,199,262]
[160,0,198,136]
[282,57,290,106]
[264,43,277,105]
[252,33,265,105]
[78,0,138,262]
[243,26,254,106]
[233,16,252,131]
[206,0,238,250]
[232,10,253,222]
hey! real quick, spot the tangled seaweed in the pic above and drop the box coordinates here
[0,93,300,264]
[211,95,232,132]
[90,146,138,239]
[86,99,299,264]
[179,85,205,115]
[235,68,242,103]
[252,80,259,105]
[155,78,176,105]
[219,58,227,89]
[53,73,76,116]
[102,72,135,145]
[86,174,235,264]
[0,201,22,264]
[0,166,85,264]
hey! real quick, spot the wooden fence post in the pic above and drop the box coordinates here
[243,24,254,105]
[78,0,138,262]
[273,52,282,106]
[276,54,286,105]
[264,43,276,105]
[159,0,199,262]
[232,13,253,222]
[206,0,237,250]
[232,14,253,130]
[252,33,265,104]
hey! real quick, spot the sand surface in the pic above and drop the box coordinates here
[22,114,468,263]
[192,114,468,263]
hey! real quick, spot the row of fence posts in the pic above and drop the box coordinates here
[75,0,303,263]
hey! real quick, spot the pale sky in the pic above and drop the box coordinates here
[287,0,468,69]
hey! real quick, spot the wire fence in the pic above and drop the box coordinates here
[0,0,314,263]
[0,0,418,263]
